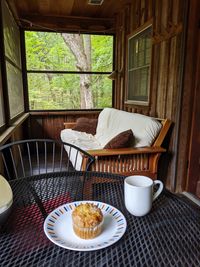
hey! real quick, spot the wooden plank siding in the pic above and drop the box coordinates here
[114,0,186,191]
[28,112,100,141]
[177,0,200,196]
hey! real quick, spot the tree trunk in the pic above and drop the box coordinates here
[46,73,57,103]
[85,35,91,71]
[61,33,93,109]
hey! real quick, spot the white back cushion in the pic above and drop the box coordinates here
[95,108,162,147]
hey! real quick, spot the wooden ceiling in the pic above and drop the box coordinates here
[6,0,131,32]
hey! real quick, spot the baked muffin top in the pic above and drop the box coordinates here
[72,203,103,228]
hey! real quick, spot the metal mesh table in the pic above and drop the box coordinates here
[0,171,200,267]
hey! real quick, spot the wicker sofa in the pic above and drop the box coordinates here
[61,108,171,179]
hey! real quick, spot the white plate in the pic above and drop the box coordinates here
[44,200,127,251]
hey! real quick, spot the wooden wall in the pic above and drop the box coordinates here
[177,0,200,197]
[28,112,100,140]
[114,0,187,191]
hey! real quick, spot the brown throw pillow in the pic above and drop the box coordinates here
[72,117,98,135]
[104,129,134,149]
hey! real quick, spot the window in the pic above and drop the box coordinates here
[126,23,152,105]
[25,32,114,110]
[2,0,24,120]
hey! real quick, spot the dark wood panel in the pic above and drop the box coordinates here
[7,0,132,20]
[156,0,170,118]
[186,15,200,196]
[6,0,135,33]
[28,112,100,140]
[149,42,159,117]
[19,14,114,32]
[49,0,74,16]
[156,41,169,118]
[115,0,186,191]
[38,0,51,15]
[176,0,199,194]
[147,0,153,21]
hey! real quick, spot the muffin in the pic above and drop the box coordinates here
[72,203,103,239]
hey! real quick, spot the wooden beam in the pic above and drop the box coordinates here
[29,110,101,116]
[19,14,115,32]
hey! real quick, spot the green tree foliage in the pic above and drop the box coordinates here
[25,32,113,110]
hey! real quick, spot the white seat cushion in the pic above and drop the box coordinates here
[60,129,102,170]
[60,129,102,150]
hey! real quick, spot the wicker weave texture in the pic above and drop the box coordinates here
[0,172,199,267]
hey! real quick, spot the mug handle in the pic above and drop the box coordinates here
[153,180,164,201]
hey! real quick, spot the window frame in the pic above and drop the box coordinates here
[0,69,6,133]
[0,0,25,125]
[22,30,115,112]
[125,20,153,106]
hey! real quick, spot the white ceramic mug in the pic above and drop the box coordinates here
[124,175,163,216]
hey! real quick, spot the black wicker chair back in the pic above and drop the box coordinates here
[0,139,94,180]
